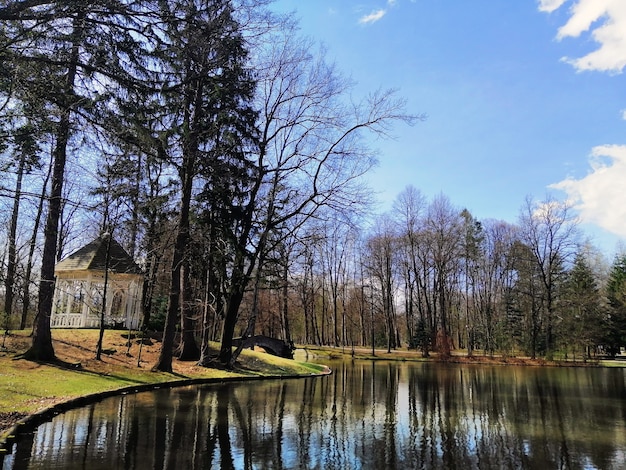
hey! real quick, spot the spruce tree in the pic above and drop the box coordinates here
[605,255,626,356]
[560,253,603,360]
[151,0,258,372]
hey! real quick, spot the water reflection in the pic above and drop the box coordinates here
[3,361,626,469]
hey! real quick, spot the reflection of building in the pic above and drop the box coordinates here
[51,236,143,329]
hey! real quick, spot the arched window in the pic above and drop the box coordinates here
[70,282,84,313]
[110,290,125,318]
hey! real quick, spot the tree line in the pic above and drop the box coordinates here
[1,0,624,369]
[357,189,625,361]
[241,187,626,362]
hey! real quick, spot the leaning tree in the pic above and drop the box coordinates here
[211,20,419,367]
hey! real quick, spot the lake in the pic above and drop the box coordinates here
[2,359,625,469]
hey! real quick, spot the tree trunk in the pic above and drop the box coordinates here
[177,260,200,360]
[20,154,51,330]
[219,287,246,367]
[140,217,162,329]
[228,242,265,367]
[152,161,193,372]
[281,256,292,345]
[198,216,222,366]
[95,234,112,360]
[22,12,83,361]
[5,154,25,330]
[198,262,215,366]
[216,242,253,367]
[24,139,66,361]
[153,25,205,370]
[229,267,262,366]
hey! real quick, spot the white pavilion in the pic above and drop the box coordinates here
[50,235,143,329]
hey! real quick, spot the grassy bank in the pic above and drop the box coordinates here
[299,344,626,368]
[0,329,327,444]
[3,330,623,447]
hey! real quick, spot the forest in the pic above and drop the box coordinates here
[1,0,625,371]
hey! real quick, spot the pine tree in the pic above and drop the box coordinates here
[560,253,603,360]
[1,0,163,361]
[605,255,626,357]
[151,0,258,372]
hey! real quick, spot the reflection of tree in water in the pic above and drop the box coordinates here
[382,362,399,469]
[216,386,235,470]
[122,407,140,468]
[6,363,626,469]
[5,418,35,469]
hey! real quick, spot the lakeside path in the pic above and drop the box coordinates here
[0,329,330,451]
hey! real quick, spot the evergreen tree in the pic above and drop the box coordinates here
[11,3,89,361]
[560,253,603,360]
[150,0,258,372]
[1,0,164,361]
[605,255,626,356]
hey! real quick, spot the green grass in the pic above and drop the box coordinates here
[0,359,157,415]
[0,329,329,443]
[0,354,325,417]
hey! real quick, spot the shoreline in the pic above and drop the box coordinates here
[0,365,332,454]
[0,329,330,452]
[2,330,624,454]
[301,345,626,368]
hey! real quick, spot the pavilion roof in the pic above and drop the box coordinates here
[55,236,143,275]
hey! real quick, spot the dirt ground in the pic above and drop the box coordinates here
[0,329,228,437]
[1,328,221,375]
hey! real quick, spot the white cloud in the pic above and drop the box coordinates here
[550,145,626,237]
[359,9,386,25]
[542,2,626,242]
[543,0,626,73]
[538,0,567,13]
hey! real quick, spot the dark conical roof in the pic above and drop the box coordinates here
[55,236,143,275]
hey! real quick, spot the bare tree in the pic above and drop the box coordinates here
[392,185,427,349]
[473,218,517,355]
[424,194,463,356]
[518,195,579,357]
[216,23,418,366]
[366,214,400,353]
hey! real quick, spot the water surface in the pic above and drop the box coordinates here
[2,360,625,469]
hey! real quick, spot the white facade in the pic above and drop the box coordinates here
[51,271,143,329]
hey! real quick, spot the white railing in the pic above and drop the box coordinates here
[51,314,85,328]
[51,313,133,329]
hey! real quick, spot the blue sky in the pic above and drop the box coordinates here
[270,0,626,255]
